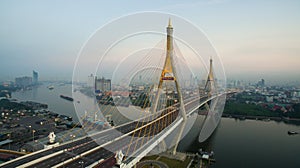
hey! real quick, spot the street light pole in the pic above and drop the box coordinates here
[32,130,35,142]
[28,125,32,141]
[32,130,36,152]
[7,134,11,150]
[28,125,32,133]
[70,134,76,153]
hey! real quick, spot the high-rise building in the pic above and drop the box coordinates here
[257,79,265,87]
[261,79,265,87]
[15,76,32,87]
[33,70,38,85]
[95,77,111,92]
[87,74,95,88]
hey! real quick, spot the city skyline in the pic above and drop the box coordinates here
[1,0,300,84]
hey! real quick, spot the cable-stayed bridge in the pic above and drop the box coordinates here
[0,19,230,168]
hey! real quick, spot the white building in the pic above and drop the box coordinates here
[87,74,95,88]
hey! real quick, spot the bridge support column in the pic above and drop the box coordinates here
[172,120,186,155]
[171,79,187,155]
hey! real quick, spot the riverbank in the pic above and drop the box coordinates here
[0,98,79,154]
[222,113,300,121]
[222,99,300,125]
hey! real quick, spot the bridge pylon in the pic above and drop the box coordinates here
[204,58,217,97]
[150,18,187,156]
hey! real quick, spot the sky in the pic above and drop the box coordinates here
[0,0,300,84]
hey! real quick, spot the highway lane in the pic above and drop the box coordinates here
[1,137,94,168]
[4,123,126,168]
[63,98,197,167]
[60,125,153,167]
[28,134,116,168]
[26,119,149,168]
[62,129,152,167]
[60,106,180,167]
[28,141,99,167]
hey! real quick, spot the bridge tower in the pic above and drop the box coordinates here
[204,58,217,97]
[151,18,187,155]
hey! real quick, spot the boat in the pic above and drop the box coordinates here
[47,86,54,90]
[288,131,298,135]
[60,95,74,101]
[198,149,216,163]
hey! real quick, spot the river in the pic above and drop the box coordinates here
[179,116,300,168]
[12,83,300,168]
[12,83,79,122]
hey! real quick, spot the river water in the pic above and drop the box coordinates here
[12,84,300,168]
[12,83,79,121]
[179,115,300,168]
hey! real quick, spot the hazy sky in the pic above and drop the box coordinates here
[1,0,299,84]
